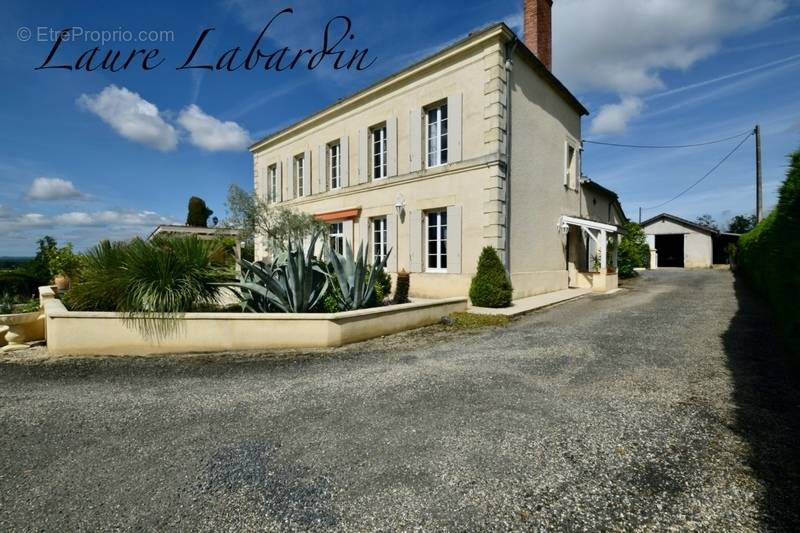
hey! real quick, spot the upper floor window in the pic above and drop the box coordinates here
[268,164,277,203]
[294,154,305,197]
[328,142,341,190]
[372,216,387,264]
[371,125,387,179]
[426,209,447,272]
[426,103,448,168]
[565,142,578,189]
[329,222,344,254]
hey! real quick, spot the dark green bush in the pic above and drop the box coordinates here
[469,247,513,308]
[186,196,213,227]
[617,221,650,278]
[737,146,800,354]
[394,270,410,304]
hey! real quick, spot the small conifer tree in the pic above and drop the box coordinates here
[469,246,513,307]
[187,196,213,227]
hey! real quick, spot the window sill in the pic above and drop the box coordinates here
[424,268,448,274]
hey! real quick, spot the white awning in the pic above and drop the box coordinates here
[559,216,618,233]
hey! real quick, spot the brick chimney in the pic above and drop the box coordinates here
[523,0,553,70]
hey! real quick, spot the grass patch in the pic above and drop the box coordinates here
[445,312,510,329]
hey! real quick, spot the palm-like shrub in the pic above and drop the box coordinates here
[63,240,128,312]
[65,236,233,337]
[469,246,513,308]
[327,240,391,311]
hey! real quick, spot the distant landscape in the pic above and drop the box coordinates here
[0,258,34,270]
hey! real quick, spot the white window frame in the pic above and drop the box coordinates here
[371,216,387,264]
[425,209,448,273]
[329,222,344,254]
[426,103,448,168]
[328,142,341,190]
[565,141,577,190]
[295,154,305,197]
[268,164,277,203]
[371,125,387,180]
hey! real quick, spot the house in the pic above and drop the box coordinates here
[571,178,627,287]
[250,0,624,298]
[641,213,738,268]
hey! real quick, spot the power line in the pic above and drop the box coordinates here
[582,130,752,149]
[642,131,754,211]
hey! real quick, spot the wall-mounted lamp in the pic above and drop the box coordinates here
[558,217,570,235]
[394,194,406,217]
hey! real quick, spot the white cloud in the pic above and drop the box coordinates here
[590,97,644,135]
[17,213,49,228]
[54,212,95,225]
[553,0,786,95]
[26,177,86,201]
[78,85,178,152]
[177,104,252,151]
[10,210,176,230]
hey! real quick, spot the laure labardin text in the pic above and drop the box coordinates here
[35,8,376,73]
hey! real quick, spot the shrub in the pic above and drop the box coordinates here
[187,196,213,227]
[469,247,513,308]
[736,146,800,354]
[617,221,650,278]
[49,243,82,279]
[394,270,410,304]
[65,236,233,338]
[370,266,392,305]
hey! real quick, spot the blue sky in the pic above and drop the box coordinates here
[1,0,799,255]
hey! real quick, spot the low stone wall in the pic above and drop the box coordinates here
[43,296,467,356]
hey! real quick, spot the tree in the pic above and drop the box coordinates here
[617,221,650,278]
[25,236,58,284]
[187,196,213,227]
[727,214,757,234]
[695,214,719,231]
[223,184,326,254]
[469,247,513,307]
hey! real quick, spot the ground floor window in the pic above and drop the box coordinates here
[329,222,344,254]
[426,209,447,272]
[372,216,387,263]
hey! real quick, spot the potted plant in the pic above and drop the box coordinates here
[49,243,81,291]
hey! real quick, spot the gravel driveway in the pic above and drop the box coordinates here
[1,269,798,531]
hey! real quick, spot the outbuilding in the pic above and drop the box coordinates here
[641,213,718,268]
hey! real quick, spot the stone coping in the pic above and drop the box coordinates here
[41,290,467,356]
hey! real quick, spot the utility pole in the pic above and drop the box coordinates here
[638,207,642,224]
[755,124,763,222]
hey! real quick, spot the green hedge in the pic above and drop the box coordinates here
[736,147,800,354]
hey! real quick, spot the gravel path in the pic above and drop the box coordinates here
[1,269,798,531]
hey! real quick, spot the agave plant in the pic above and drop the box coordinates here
[327,240,391,311]
[226,232,328,313]
[226,257,280,312]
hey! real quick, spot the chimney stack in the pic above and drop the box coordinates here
[523,0,553,70]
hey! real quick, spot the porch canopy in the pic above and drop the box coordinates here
[559,215,620,273]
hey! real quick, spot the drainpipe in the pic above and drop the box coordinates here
[503,37,518,275]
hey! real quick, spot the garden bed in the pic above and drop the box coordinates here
[43,293,466,356]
